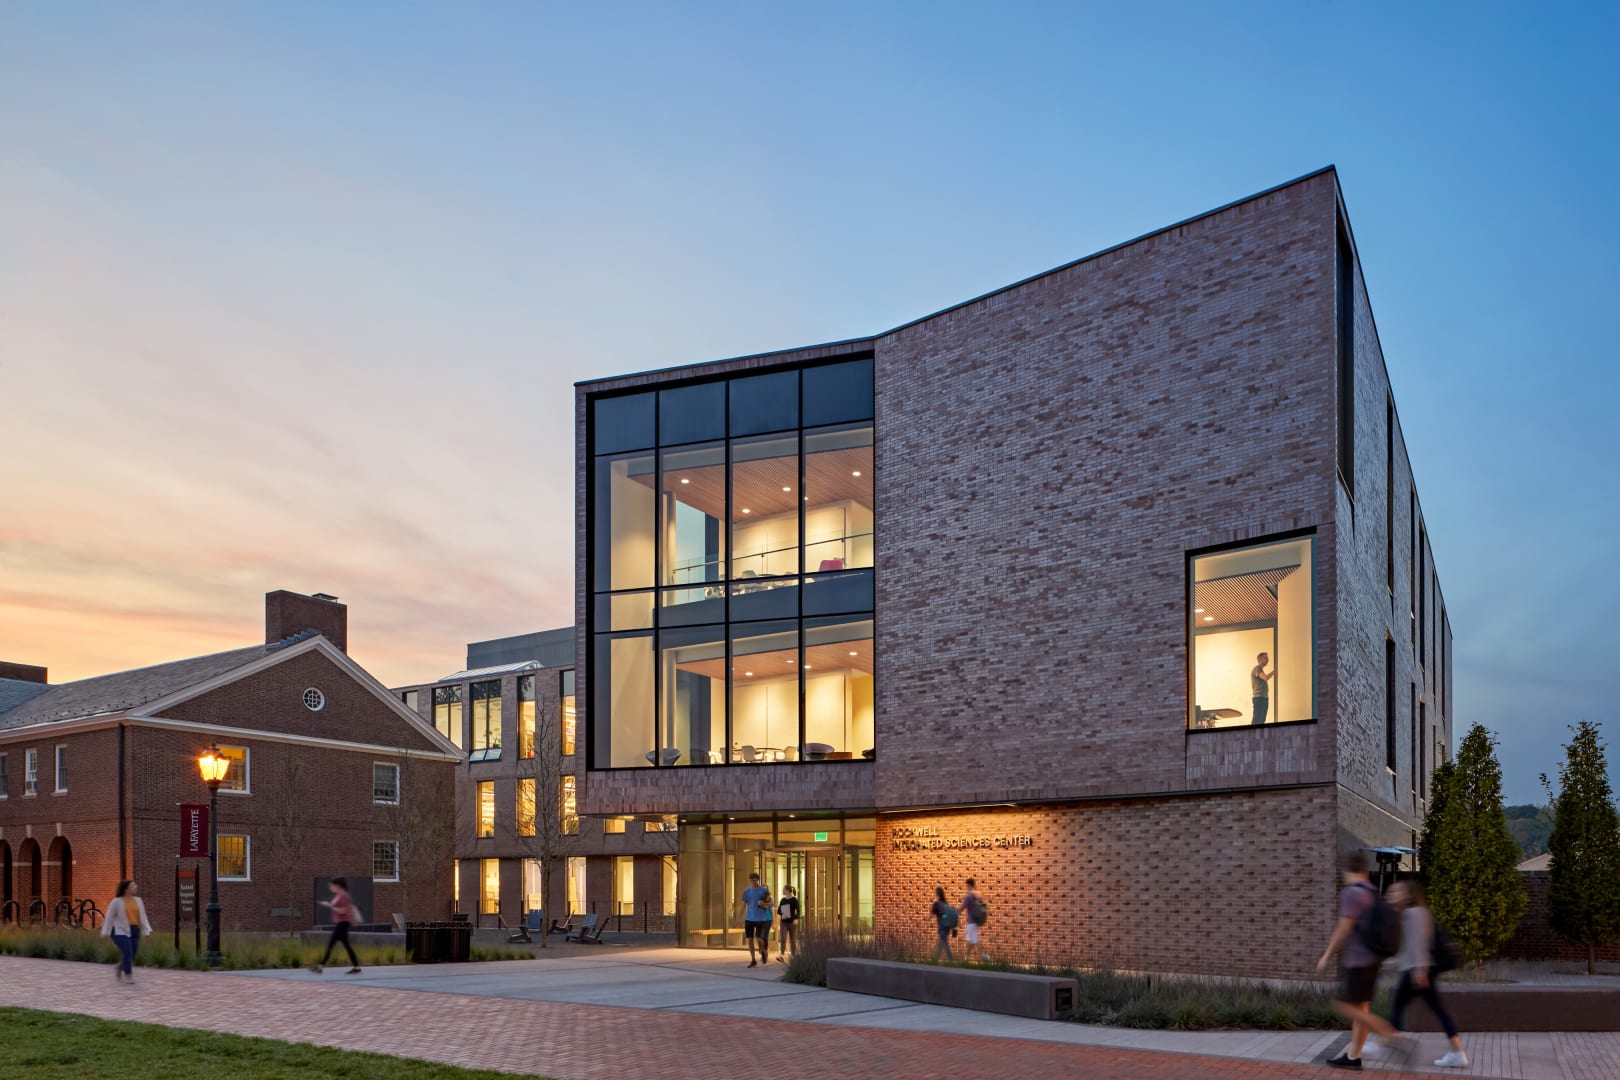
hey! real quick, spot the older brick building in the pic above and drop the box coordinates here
[0,591,459,932]
[393,628,676,933]
[572,167,1453,977]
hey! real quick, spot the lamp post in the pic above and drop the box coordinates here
[197,745,230,967]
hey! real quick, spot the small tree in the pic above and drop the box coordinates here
[1425,723,1526,965]
[1418,758,1455,882]
[259,757,315,934]
[376,755,457,923]
[1541,721,1620,974]
[505,728,573,949]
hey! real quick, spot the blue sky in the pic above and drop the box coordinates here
[2,3,1616,803]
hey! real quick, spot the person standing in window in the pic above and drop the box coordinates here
[101,880,152,983]
[776,885,800,963]
[1251,652,1278,725]
[311,877,363,975]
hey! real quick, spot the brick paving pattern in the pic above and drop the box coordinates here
[0,957,1457,1079]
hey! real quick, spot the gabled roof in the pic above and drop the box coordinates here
[0,678,53,715]
[437,660,544,683]
[0,632,317,731]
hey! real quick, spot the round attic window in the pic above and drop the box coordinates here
[303,687,326,712]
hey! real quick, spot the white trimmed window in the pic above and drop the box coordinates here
[25,748,38,796]
[0,752,8,798]
[218,835,251,881]
[373,841,400,882]
[217,746,249,793]
[53,745,67,793]
[373,762,401,805]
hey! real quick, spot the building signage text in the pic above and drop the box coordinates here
[890,825,1034,852]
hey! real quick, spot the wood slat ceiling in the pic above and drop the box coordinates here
[1194,566,1298,629]
[634,445,873,523]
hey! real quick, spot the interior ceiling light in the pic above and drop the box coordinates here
[849,651,858,656]
[742,508,751,514]
[1195,608,1204,613]
[782,486,792,492]
[744,671,753,676]
[853,470,861,476]
[680,477,690,484]
[804,664,812,669]
[1203,615,1214,622]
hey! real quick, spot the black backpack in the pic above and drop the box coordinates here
[966,894,988,927]
[1353,882,1401,959]
[1431,923,1459,973]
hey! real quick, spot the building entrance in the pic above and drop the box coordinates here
[677,815,873,949]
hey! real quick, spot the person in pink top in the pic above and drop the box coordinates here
[311,877,362,974]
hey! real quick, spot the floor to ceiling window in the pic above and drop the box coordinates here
[589,358,876,768]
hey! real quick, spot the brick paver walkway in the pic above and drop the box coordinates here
[0,957,1451,1079]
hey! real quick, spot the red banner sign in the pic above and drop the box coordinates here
[180,803,208,858]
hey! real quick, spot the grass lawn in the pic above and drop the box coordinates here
[0,1007,544,1079]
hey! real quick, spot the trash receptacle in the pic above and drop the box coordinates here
[406,923,440,963]
[444,923,473,962]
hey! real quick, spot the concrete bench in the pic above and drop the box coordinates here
[826,958,1077,1020]
[1405,984,1620,1032]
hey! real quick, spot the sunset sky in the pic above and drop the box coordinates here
[3,4,1616,802]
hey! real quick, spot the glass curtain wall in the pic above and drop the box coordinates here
[676,816,875,948]
[589,358,875,769]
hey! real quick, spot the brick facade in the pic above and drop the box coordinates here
[573,168,1453,976]
[2,620,458,933]
[1498,872,1620,965]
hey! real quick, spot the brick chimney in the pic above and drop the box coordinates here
[265,590,348,653]
[0,661,47,683]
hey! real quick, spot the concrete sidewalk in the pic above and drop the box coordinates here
[227,946,1620,1078]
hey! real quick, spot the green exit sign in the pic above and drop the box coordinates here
[814,831,829,843]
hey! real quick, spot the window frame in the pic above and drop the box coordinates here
[1185,528,1320,734]
[585,358,877,772]
[468,678,503,762]
[476,781,496,839]
[53,744,67,794]
[372,840,400,883]
[0,752,8,798]
[373,762,401,805]
[217,835,251,881]
[215,745,250,795]
[24,747,38,796]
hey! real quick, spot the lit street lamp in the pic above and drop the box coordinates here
[197,745,231,967]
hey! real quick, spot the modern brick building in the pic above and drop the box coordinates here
[0,591,459,933]
[574,167,1453,976]
[393,628,675,932]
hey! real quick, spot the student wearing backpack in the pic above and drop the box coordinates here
[1316,851,1402,1070]
[959,878,987,963]
[929,886,957,960]
[1386,881,1467,1069]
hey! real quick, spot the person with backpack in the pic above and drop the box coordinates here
[1385,880,1468,1069]
[776,885,800,964]
[1316,851,1402,1070]
[959,878,988,963]
[929,886,958,960]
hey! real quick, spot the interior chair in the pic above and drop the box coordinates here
[803,742,833,761]
[783,745,799,761]
[817,558,845,572]
[741,745,760,763]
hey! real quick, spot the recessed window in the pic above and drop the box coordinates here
[469,679,503,762]
[54,745,67,793]
[434,685,464,749]
[476,781,495,838]
[518,675,537,759]
[218,835,250,880]
[0,753,8,798]
[373,841,400,883]
[517,778,536,837]
[373,763,400,805]
[480,858,501,915]
[604,816,627,834]
[1189,535,1316,729]
[561,775,579,835]
[24,748,38,796]
[303,688,326,712]
[560,670,576,756]
[216,746,249,793]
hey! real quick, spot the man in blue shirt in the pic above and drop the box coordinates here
[740,872,773,968]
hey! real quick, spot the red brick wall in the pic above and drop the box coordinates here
[876,787,1339,979]
[1498,872,1620,964]
[0,727,124,918]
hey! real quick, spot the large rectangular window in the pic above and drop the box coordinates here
[1336,223,1356,495]
[218,836,250,881]
[518,675,536,759]
[560,670,576,755]
[0,754,7,798]
[1189,535,1315,729]
[614,856,635,916]
[480,858,500,915]
[25,748,37,796]
[517,778,536,837]
[217,746,249,794]
[1385,638,1397,773]
[373,841,399,882]
[561,775,579,835]
[53,745,67,793]
[476,781,495,838]
[588,359,876,770]
[470,679,502,761]
[373,762,400,804]
[433,685,464,749]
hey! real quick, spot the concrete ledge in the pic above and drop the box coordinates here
[827,957,1077,1020]
[1404,984,1620,1032]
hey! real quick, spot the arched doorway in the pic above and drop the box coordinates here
[18,839,42,921]
[47,836,72,909]
[0,840,12,920]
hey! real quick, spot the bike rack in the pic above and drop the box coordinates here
[0,899,18,924]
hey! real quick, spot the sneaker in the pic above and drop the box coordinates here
[346,967,362,974]
[1326,1054,1362,1070]
[310,964,323,974]
[776,955,785,963]
[748,960,757,968]
[1434,1051,1468,1068]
